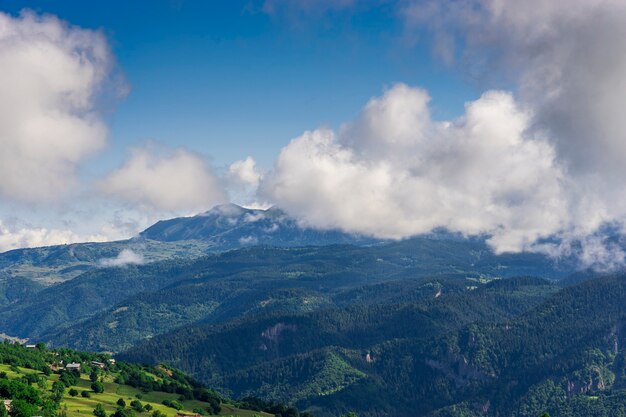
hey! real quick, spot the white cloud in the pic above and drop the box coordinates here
[0,10,115,203]
[238,236,258,246]
[403,0,626,181]
[99,249,145,267]
[250,0,626,268]
[0,220,109,253]
[243,212,266,223]
[99,145,227,213]
[227,157,272,209]
[228,157,262,188]
[262,84,568,253]
[392,0,626,263]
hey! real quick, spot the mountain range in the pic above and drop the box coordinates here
[0,204,623,417]
[0,204,379,287]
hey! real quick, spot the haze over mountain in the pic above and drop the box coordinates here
[0,204,382,285]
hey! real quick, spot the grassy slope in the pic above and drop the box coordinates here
[0,364,270,417]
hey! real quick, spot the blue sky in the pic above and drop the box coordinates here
[2,0,475,172]
[1,0,625,269]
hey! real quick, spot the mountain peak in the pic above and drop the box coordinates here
[199,203,247,217]
[139,204,379,248]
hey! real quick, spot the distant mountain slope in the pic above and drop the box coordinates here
[1,236,570,350]
[360,273,626,417]
[0,203,581,293]
[118,274,626,417]
[140,204,381,248]
[0,204,378,289]
[0,239,210,286]
[118,277,561,414]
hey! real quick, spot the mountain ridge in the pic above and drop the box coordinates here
[0,204,383,287]
[139,204,382,248]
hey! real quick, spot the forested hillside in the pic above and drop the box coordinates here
[0,237,572,352]
[118,275,626,417]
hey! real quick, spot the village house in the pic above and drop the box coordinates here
[91,361,105,369]
[25,344,36,349]
[65,362,81,371]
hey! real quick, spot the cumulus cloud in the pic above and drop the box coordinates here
[99,145,227,213]
[395,0,626,266]
[263,84,569,253]
[0,220,109,253]
[403,0,626,180]
[228,157,262,188]
[256,1,626,269]
[99,249,145,267]
[227,156,269,208]
[0,10,115,203]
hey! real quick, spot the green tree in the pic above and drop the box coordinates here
[89,370,99,383]
[162,400,182,411]
[51,381,65,403]
[59,371,78,388]
[22,374,38,386]
[0,403,8,417]
[90,381,104,394]
[93,404,106,417]
[111,408,135,417]
[81,391,91,398]
[68,389,78,397]
[39,399,58,417]
[116,399,126,408]
[8,399,37,417]
[129,401,143,412]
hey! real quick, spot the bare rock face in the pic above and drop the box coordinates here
[567,366,609,396]
[258,322,298,355]
[426,351,491,388]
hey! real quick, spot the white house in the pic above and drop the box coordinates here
[65,362,81,371]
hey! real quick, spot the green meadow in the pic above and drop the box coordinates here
[0,363,271,417]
